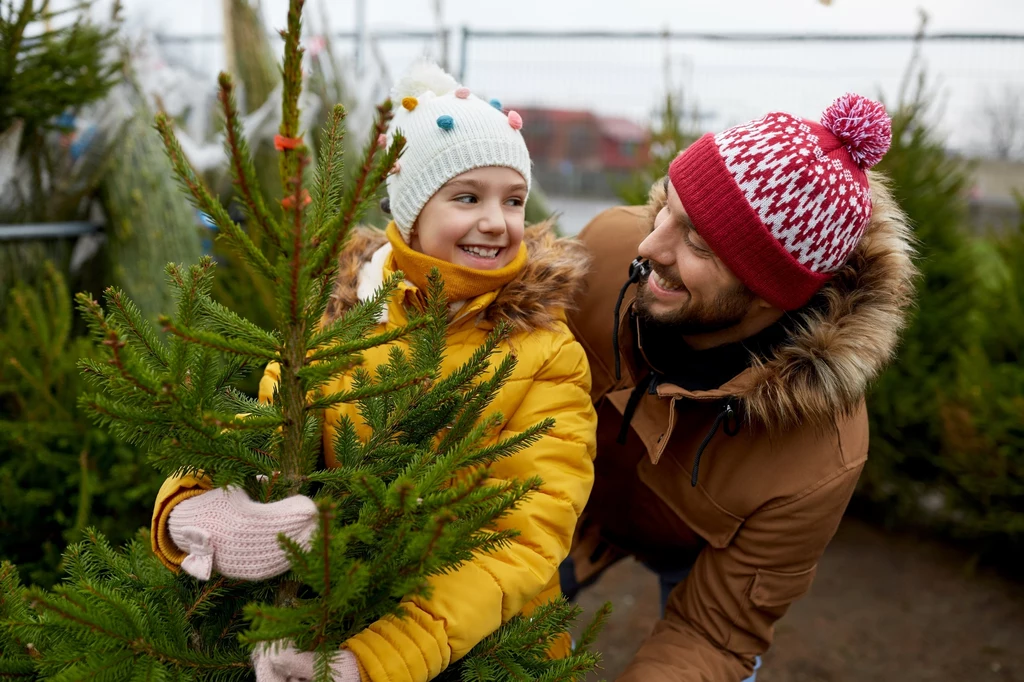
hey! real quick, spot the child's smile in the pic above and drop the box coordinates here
[458,244,504,264]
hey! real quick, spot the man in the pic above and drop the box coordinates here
[562,93,918,680]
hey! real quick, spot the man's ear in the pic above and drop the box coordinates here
[747,297,786,332]
[753,296,780,313]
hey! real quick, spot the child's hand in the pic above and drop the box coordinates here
[167,486,317,581]
[252,642,362,681]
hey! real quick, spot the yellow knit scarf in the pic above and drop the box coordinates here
[386,222,527,303]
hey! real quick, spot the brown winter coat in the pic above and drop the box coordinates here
[565,174,916,681]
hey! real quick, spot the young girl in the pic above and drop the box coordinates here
[150,61,598,682]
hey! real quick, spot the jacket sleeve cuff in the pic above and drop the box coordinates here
[150,473,214,571]
[354,654,369,681]
[343,601,450,682]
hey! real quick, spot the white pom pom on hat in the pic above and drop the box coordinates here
[392,59,460,100]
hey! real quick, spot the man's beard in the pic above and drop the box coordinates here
[635,275,755,336]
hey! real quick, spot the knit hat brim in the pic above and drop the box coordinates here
[390,137,532,240]
[670,134,830,311]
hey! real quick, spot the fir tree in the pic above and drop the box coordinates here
[0,0,605,679]
[860,44,982,523]
[0,262,161,588]
[0,0,121,223]
[617,89,700,206]
[100,79,205,322]
[1,0,122,309]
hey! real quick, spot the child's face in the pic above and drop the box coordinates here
[410,167,527,270]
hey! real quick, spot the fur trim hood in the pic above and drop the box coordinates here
[644,172,919,427]
[325,219,591,333]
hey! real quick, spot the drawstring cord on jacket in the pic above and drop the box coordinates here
[613,258,654,446]
[691,399,741,487]
[610,257,742,483]
[616,373,655,445]
[613,258,651,382]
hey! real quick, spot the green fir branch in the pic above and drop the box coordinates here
[74,292,109,344]
[307,371,430,412]
[282,143,312,327]
[99,329,160,397]
[434,351,518,456]
[306,322,417,364]
[217,71,284,253]
[6,357,74,422]
[311,105,403,279]
[201,293,282,351]
[308,104,347,236]
[159,317,279,361]
[165,259,217,330]
[306,272,404,350]
[459,418,556,470]
[104,287,171,371]
[575,602,613,654]
[155,114,276,282]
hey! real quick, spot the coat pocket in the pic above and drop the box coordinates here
[749,565,818,609]
[636,451,744,549]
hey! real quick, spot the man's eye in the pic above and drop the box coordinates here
[684,231,712,257]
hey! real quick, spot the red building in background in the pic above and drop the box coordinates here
[510,106,650,196]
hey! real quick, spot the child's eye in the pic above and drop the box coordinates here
[454,194,477,204]
[505,197,525,208]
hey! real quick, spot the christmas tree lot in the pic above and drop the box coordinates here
[0,0,607,679]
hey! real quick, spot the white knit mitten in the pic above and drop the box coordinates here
[252,642,362,682]
[167,486,318,581]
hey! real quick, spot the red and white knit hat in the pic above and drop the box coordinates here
[669,93,892,311]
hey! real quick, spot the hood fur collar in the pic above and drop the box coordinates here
[325,219,590,333]
[644,172,919,427]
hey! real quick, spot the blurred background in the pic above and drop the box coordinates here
[1,1,1022,680]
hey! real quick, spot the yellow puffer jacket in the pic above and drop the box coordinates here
[150,222,597,682]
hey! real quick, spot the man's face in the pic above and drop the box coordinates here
[635,179,756,335]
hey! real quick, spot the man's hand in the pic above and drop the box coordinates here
[252,642,362,682]
[168,486,318,580]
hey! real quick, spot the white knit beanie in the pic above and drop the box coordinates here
[384,60,532,241]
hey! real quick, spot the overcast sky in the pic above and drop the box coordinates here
[92,0,1024,154]
[115,0,1024,35]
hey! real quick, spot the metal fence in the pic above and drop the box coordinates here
[458,29,1024,158]
[154,29,452,84]
[156,28,1024,158]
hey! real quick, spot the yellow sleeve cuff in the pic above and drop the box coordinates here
[150,473,214,571]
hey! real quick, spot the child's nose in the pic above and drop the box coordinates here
[477,202,507,233]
